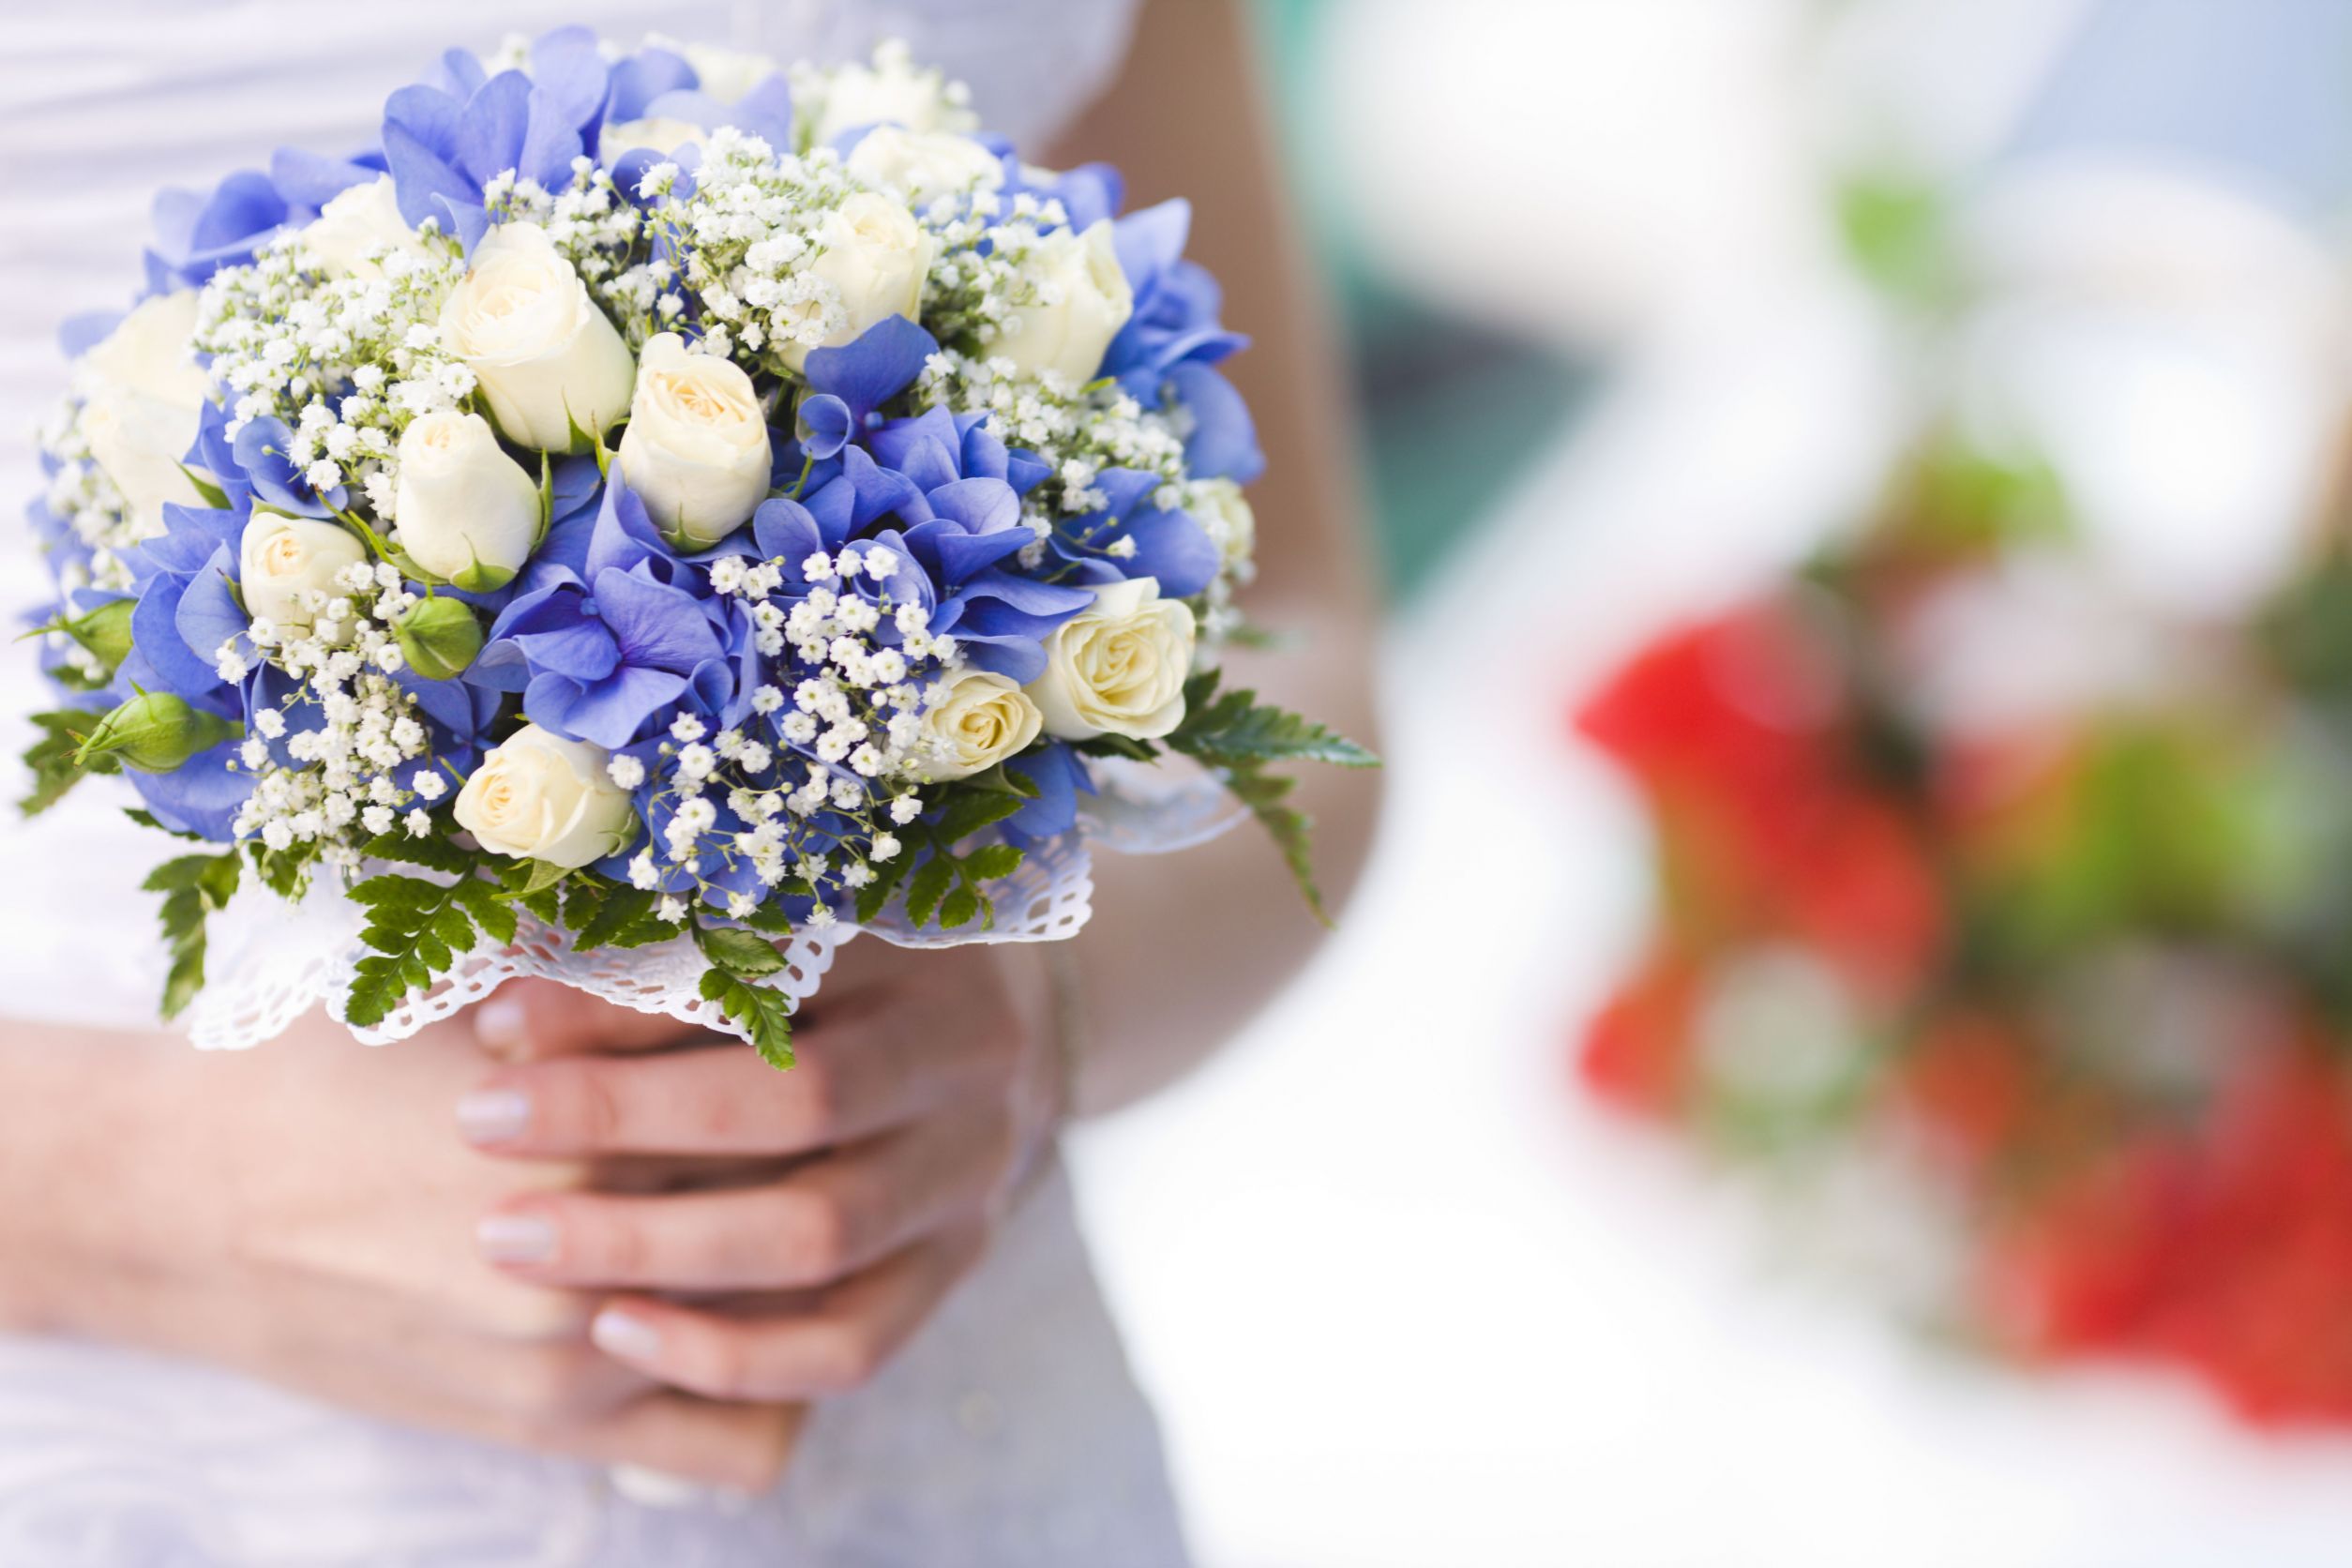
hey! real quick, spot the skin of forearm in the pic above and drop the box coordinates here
[1048,0,1385,1115]
[0,1023,170,1334]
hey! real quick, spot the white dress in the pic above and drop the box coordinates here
[0,5,1192,1563]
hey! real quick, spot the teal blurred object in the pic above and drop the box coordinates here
[1251,0,1595,602]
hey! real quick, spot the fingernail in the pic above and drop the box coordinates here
[593,1306,663,1364]
[476,1212,558,1265]
[476,997,529,1053]
[456,1088,531,1145]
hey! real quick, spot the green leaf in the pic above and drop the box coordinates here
[938,884,980,929]
[1074,733,1158,763]
[737,899,800,936]
[20,709,112,817]
[930,782,1033,845]
[452,877,519,946]
[903,853,955,928]
[360,824,474,874]
[1158,669,1375,925]
[341,856,510,1027]
[491,853,566,923]
[179,464,231,510]
[568,882,664,951]
[854,850,913,925]
[698,966,796,1070]
[1167,671,1379,770]
[961,842,1026,882]
[248,838,319,899]
[695,922,789,980]
[1226,765,1331,926]
[145,848,240,1018]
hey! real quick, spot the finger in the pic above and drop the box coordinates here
[262,1317,805,1494]
[480,1108,1012,1291]
[458,1005,993,1158]
[587,1224,991,1401]
[474,978,712,1063]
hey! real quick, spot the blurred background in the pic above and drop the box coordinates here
[1071,1,2352,1564]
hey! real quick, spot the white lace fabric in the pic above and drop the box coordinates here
[182,761,1234,1051]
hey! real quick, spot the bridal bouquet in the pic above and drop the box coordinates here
[22,29,1372,1062]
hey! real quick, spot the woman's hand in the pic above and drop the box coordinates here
[0,1012,802,1490]
[457,940,1063,1403]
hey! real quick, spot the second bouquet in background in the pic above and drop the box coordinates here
[24,30,1374,1060]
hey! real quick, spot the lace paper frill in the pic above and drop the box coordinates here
[180,758,1240,1050]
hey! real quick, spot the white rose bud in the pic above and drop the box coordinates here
[77,291,211,536]
[597,116,708,166]
[454,723,638,869]
[845,125,1003,210]
[779,193,937,372]
[1192,478,1257,573]
[438,221,636,452]
[995,220,1133,387]
[916,669,1044,781]
[394,411,542,589]
[1026,576,1196,742]
[302,175,420,279]
[616,333,773,547]
[238,511,369,640]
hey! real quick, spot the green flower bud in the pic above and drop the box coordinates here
[63,599,136,671]
[76,691,241,775]
[395,596,485,682]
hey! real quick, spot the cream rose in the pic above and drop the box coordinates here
[1026,576,1196,741]
[597,115,708,165]
[779,193,937,372]
[302,175,420,278]
[77,291,211,535]
[995,220,1133,386]
[394,411,542,588]
[454,724,637,869]
[238,511,369,640]
[616,333,773,546]
[438,221,636,452]
[844,125,1003,210]
[916,669,1045,781]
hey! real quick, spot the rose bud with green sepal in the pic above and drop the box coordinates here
[74,691,241,774]
[393,596,484,682]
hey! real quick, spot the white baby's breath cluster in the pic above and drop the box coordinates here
[627,542,954,923]
[32,393,138,600]
[917,188,1070,348]
[194,229,472,520]
[644,128,866,369]
[228,559,445,872]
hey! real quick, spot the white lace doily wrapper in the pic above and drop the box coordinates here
[180,757,1244,1051]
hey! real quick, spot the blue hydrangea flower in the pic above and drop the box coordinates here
[143,171,288,292]
[474,482,740,748]
[1106,200,1264,483]
[383,26,611,249]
